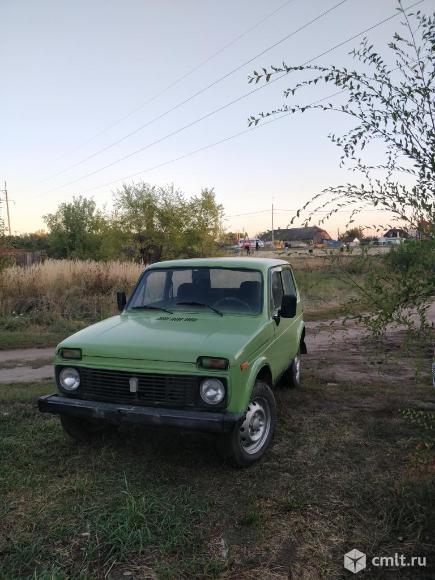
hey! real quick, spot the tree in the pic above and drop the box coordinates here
[248,2,434,334]
[339,227,365,242]
[112,182,224,262]
[248,3,434,231]
[183,189,224,256]
[9,231,49,252]
[43,196,107,259]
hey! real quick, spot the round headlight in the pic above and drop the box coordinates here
[200,378,225,405]
[59,367,80,391]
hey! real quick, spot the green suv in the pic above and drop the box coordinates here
[38,258,306,466]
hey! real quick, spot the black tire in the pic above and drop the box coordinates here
[60,414,118,442]
[217,381,277,467]
[286,349,302,388]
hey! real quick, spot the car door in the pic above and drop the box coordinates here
[267,267,294,379]
[281,265,301,360]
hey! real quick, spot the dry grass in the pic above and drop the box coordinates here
[0,259,142,321]
[0,260,144,348]
[0,256,366,347]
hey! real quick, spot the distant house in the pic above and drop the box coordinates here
[261,226,331,246]
[378,228,408,246]
[383,228,408,239]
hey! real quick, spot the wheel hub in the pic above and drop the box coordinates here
[239,398,271,454]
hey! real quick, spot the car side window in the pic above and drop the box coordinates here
[271,270,284,310]
[282,268,296,296]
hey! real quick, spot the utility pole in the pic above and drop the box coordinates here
[271,201,274,248]
[0,181,11,235]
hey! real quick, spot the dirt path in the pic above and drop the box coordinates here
[0,365,53,383]
[0,306,432,384]
[0,347,54,383]
[0,347,54,363]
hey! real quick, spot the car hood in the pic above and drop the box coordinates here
[59,311,269,363]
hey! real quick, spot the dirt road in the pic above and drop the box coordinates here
[0,310,432,385]
[0,348,54,383]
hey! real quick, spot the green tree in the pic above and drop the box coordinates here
[112,182,223,262]
[339,227,365,242]
[248,2,435,334]
[248,3,434,230]
[356,239,435,335]
[43,196,107,259]
[9,231,49,252]
[184,189,224,256]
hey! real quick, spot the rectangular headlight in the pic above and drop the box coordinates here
[59,348,82,360]
[197,357,229,370]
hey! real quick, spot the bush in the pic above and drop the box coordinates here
[357,240,435,336]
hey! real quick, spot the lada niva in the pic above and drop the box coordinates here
[38,258,306,466]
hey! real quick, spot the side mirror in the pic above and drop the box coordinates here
[117,291,127,312]
[280,294,297,318]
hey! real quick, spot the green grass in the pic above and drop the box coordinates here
[1,375,434,578]
[0,382,212,578]
[0,330,66,350]
[0,319,87,350]
[296,268,364,321]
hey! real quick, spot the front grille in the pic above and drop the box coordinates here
[79,367,199,408]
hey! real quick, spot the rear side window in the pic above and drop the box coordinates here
[271,271,284,309]
[281,268,296,296]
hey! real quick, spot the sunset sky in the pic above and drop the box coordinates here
[1,0,420,237]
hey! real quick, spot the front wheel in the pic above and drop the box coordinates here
[217,381,277,467]
[60,414,118,442]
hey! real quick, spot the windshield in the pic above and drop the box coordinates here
[128,267,263,315]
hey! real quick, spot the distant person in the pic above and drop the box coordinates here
[244,241,250,255]
[284,241,289,254]
[255,240,259,253]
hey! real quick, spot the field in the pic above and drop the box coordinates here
[0,256,434,578]
[0,260,143,349]
[0,256,363,349]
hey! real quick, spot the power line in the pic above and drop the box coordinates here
[82,110,295,194]
[40,0,349,185]
[40,0,424,199]
[226,208,383,219]
[226,210,271,218]
[44,0,297,170]
[76,91,344,194]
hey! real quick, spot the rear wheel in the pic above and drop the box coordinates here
[286,349,301,388]
[60,414,118,442]
[218,381,276,467]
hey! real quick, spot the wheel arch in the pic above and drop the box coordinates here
[238,358,273,412]
[256,364,273,388]
[300,325,307,354]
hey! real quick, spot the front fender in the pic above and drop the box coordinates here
[230,356,270,413]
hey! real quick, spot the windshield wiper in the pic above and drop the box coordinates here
[131,305,173,314]
[176,301,223,316]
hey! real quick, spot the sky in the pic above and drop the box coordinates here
[1,0,431,238]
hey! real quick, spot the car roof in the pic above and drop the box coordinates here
[146,257,289,271]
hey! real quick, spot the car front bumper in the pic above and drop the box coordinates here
[38,394,243,433]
